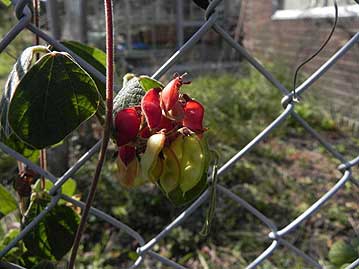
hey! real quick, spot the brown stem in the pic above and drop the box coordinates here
[39,150,47,190]
[68,0,114,267]
[33,0,40,47]
[32,0,47,190]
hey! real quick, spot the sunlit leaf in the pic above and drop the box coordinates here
[0,184,17,219]
[0,0,11,7]
[61,40,106,100]
[1,46,48,137]
[139,75,164,91]
[43,178,77,197]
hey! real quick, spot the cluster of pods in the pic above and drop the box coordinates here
[114,74,209,205]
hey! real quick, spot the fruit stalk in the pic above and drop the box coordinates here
[68,0,114,267]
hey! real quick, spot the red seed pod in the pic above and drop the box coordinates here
[115,107,141,146]
[158,115,176,133]
[119,145,136,166]
[162,74,190,112]
[182,100,204,132]
[141,88,162,130]
[139,126,151,138]
[169,101,185,122]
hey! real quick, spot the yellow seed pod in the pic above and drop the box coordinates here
[140,133,166,182]
[160,147,181,194]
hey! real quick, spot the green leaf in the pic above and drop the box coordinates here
[0,229,29,265]
[0,0,11,7]
[23,198,80,261]
[139,75,164,91]
[60,41,106,100]
[8,52,100,149]
[31,260,56,269]
[0,224,4,238]
[42,178,76,197]
[60,179,77,197]
[0,229,20,248]
[1,46,48,137]
[0,184,17,219]
[128,251,139,261]
[0,129,39,163]
[329,240,357,266]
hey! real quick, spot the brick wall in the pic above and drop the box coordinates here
[242,1,359,128]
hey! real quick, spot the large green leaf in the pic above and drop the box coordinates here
[31,260,56,269]
[1,46,48,137]
[23,197,80,261]
[61,41,106,100]
[0,46,47,158]
[0,184,17,219]
[8,52,100,149]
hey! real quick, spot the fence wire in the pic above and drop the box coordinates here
[0,0,359,268]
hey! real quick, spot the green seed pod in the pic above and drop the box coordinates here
[179,134,206,194]
[160,147,181,194]
[170,134,184,160]
[140,133,166,182]
[151,158,164,179]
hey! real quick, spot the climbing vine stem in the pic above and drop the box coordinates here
[32,0,47,191]
[68,0,114,267]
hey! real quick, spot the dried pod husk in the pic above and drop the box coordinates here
[116,146,143,188]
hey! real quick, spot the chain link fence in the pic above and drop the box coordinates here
[0,0,359,268]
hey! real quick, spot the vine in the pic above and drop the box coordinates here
[68,0,114,267]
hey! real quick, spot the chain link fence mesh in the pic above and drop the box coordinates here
[0,0,359,268]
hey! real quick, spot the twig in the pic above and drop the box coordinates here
[32,0,47,190]
[68,0,114,267]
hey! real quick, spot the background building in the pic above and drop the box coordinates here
[243,0,359,128]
